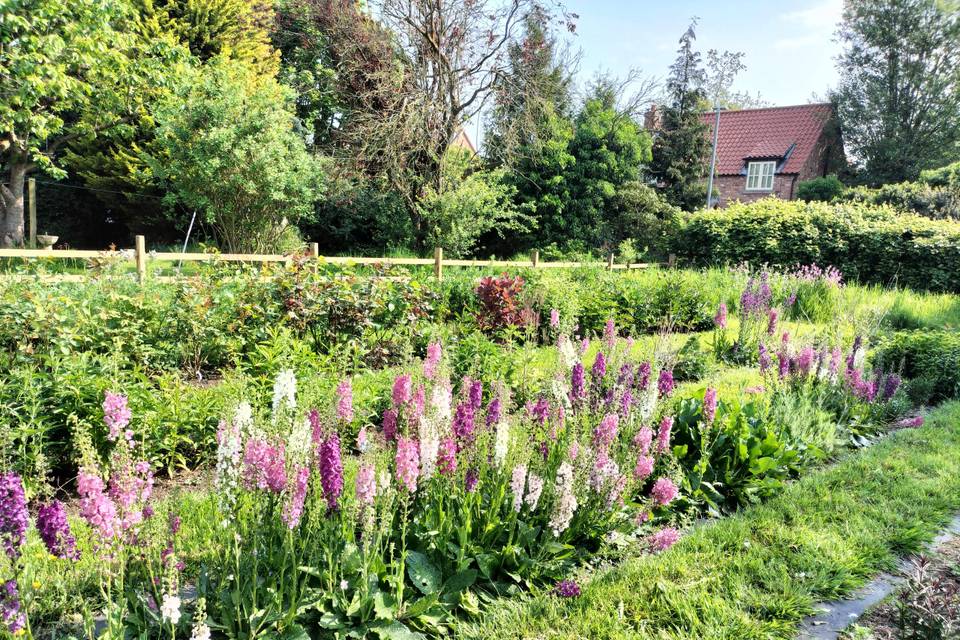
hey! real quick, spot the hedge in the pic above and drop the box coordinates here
[838,181,960,219]
[671,198,960,292]
[872,330,960,404]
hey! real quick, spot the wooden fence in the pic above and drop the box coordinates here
[0,235,667,284]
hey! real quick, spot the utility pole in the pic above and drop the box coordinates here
[704,49,746,209]
[706,105,721,209]
[28,178,36,248]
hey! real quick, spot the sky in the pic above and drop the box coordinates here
[564,0,844,107]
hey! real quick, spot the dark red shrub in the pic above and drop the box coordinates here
[475,274,528,332]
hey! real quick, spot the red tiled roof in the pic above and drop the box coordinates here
[701,103,834,175]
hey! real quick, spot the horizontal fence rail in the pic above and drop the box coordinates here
[0,237,669,284]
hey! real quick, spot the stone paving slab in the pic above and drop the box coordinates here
[796,514,960,639]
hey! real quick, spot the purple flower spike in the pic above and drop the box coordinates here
[37,500,79,560]
[554,579,581,598]
[0,473,27,561]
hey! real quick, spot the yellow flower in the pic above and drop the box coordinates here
[32,581,41,590]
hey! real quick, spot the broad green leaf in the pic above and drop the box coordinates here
[373,621,428,640]
[405,551,441,595]
[401,593,439,620]
[441,569,477,595]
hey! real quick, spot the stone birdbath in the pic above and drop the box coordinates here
[36,234,58,249]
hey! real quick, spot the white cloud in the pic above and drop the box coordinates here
[775,0,842,50]
[783,0,843,30]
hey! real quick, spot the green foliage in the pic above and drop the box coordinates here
[0,353,229,487]
[0,0,132,176]
[673,198,960,292]
[561,83,654,250]
[796,174,845,203]
[872,330,960,405]
[648,21,710,211]
[141,0,278,72]
[672,336,714,383]
[484,5,573,167]
[0,0,161,245]
[306,179,413,255]
[420,150,532,258]
[272,0,339,150]
[833,0,960,185]
[920,159,960,188]
[839,181,960,219]
[486,105,576,255]
[671,393,802,515]
[148,59,325,253]
[63,0,281,242]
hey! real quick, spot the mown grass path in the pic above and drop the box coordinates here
[462,402,960,639]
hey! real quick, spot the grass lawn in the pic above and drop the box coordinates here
[461,401,960,639]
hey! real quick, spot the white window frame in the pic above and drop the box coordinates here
[745,161,776,191]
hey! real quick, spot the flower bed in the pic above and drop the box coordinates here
[2,291,913,638]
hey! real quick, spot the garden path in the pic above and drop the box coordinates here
[796,513,960,639]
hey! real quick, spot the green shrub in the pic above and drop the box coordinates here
[839,181,960,219]
[0,352,231,487]
[672,199,960,292]
[920,159,960,187]
[672,335,714,382]
[796,174,845,202]
[785,274,844,324]
[872,330,960,404]
[671,392,802,515]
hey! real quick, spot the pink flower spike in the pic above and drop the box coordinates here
[392,374,412,407]
[336,379,354,423]
[424,342,442,380]
[649,527,680,552]
[656,416,673,455]
[395,437,420,493]
[103,392,132,442]
[650,477,678,506]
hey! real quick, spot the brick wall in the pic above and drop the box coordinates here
[799,127,845,182]
[713,174,798,207]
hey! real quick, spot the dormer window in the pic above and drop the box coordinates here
[746,161,776,191]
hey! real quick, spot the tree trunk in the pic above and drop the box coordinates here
[0,160,27,247]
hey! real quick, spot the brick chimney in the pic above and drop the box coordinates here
[644,104,662,131]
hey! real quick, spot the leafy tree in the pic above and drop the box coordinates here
[271,0,340,151]
[485,4,575,164]
[483,5,576,254]
[146,60,325,253]
[306,182,413,254]
[316,0,561,249]
[0,0,152,246]
[420,149,532,257]
[833,0,960,185]
[562,80,654,249]
[136,0,278,73]
[63,0,281,243]
[648,20,710,212]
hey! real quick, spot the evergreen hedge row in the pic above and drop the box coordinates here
[671,198,960,292]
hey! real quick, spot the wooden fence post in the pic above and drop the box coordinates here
[434,247,443,281]
[607,252,614,270]
[531,250,539,268]
[668,253,677,269]
[27,178,36,248]
[309,242,319,257]
[135,235,147,284]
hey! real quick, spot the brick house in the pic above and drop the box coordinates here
[699,103,844,206]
